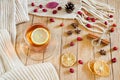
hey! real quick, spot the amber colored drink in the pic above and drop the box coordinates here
[24,24,50,51]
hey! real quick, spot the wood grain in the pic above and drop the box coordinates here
[60,19,78,80]
[43,17,63,78]
[109,0,120,80]
[77,21,95,80]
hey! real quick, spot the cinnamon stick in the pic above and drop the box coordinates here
[87,33,110,45]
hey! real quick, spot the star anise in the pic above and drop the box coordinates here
[75,29,81,34]
[99,49,106,55]
[71,23,78,29]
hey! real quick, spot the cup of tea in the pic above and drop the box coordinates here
[24,23,51,51]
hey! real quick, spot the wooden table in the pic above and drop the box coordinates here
[16,0,120,80]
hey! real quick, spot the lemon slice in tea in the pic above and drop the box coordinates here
[94,60,110,77]
[61,53,76,67]
[31,28,50,45]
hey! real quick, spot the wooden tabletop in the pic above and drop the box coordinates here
[16,0,120,80]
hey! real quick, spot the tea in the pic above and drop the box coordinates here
[24,24,50,51]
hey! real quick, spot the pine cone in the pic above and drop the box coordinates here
[65,2,75,13]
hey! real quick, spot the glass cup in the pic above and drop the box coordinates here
[16,23,58,61]
[24,23,51,52]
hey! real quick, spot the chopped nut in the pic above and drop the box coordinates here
[99,49,106,55]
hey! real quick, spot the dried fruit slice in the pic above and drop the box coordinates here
[94,60,110,77]
[61,53,76,67]
[31,28,50,45]
[87,60,95,73]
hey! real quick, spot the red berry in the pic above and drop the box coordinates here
[110,28,115,32]
[33,9,38,12]
[111,58,117,63]
[91,18,96,22]
[70,42,74,46]
[77,37,83,41]
[69,68,74,73]
[60,23,64,26]
[77,11,82,15]
[86,24,91,28]
[31,2,35,6]
[42,9,47,12]
[86,17,91,20]
[113,46,118,50]
[52,10,57,14]
[57,6,62,10]
[112,23,117,27]
[104,21,108,25]
[50,18,55,22]
[39,4,43,8]
[78,60,83,64]
[109,15,113,18]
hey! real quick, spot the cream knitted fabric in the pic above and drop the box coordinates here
[16,0,29,24]
[0,0,29,45]
[0,30,24,72]
[0,0,16,45]
[0,62,59,80]
[0,30,59,80]
[0,0,29,75]
[20,0,29,15]
[0,57,5,76]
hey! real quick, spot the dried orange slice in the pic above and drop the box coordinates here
[93,60,110,77]
[31,28,50,45]
[87,60,95,73]
[61,53,76,67]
